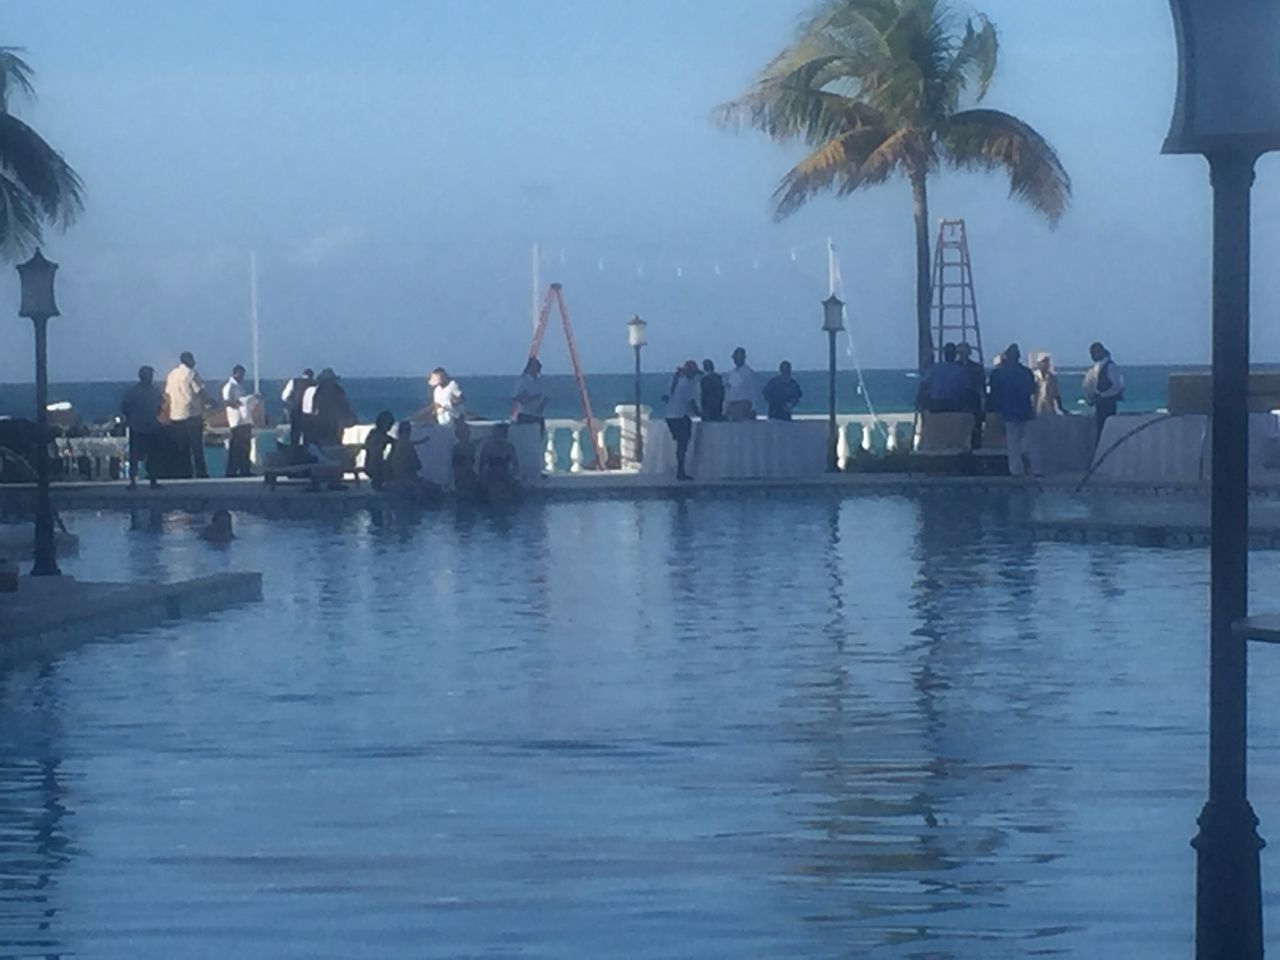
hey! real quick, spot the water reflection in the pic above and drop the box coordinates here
[0,665,71,959]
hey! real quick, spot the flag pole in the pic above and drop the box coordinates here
[249,249,261,393]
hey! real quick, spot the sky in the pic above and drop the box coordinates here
[0,0,1277,382]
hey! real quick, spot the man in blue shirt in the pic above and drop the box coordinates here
[917,343,973,413]
[987,343,1037,476]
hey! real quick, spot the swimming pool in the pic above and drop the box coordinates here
[6,491,1280,958]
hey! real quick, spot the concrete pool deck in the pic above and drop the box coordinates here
[0,571,263,665]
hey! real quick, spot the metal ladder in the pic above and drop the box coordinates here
[929,219,984,364]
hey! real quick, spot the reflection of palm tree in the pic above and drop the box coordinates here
[0,49,83,257]
[715,0,1070,370]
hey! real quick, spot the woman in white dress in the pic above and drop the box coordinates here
[1033,353,1064,417]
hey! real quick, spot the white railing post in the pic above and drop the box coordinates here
[861,422,874,453]
[597,427,608,469]
[544,427,558,474]
[569,426,584,473]
[885,420,899,453]
[837,421,851,470]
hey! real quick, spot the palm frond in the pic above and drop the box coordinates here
[0,113,84,225]
[714,83,885,146]
[0,169,44,257]
[946,16,998,104]
[941,108,1071,224]
[772,124,901,218]
[0,48,35,113]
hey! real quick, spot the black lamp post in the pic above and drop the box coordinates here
[17,249,61,577]
[627,314,647,464]
[822,294,845,471]
[1164,3,1280,957]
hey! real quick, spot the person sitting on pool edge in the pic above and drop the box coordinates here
[479,422,521,503]
[363,411,396,491]
[388,421,443,501]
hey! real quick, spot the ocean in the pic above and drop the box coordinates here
[0,365,1216,426]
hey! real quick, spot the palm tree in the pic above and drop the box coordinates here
[715,0,1070,370]
[0,47,82,258]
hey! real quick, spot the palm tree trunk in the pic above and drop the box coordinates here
[910,170,933,372]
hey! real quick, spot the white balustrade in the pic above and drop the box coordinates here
[885,421,899,453]
[836,423,851,470]
[544,429,557,474]
[569,427,584,473]
[860,422,874,453]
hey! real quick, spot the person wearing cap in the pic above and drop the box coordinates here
[430,368,465,427]
[306,368,355,447]
[763,360,803,421]
[664,360,701,481]
[163,351,212,478]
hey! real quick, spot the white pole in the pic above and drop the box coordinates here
[249,249,261,393]
[531,242,540,335]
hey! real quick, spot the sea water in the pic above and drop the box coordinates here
[0,365,1219,426]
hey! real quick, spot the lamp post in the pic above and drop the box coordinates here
[17,250,61,577]
[822,294,845,471]
[1164,3,1280,957]
[627,314,647,464]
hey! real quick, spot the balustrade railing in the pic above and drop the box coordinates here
[538,413,918,474]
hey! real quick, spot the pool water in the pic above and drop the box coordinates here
[6,491,1280,958]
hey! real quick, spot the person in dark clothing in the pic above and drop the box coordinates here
[120,365,164,489]
[305,369,355,447]
[699,358,725,421]
[363,411,396,490]
[917,343,973,413]
[281,368,315,447]
[957,342,986,448]
[987,343,1038,476]
[763,361,803,421]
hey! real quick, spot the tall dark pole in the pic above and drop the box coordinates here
[31,314,59,577]
[1193,145,1262,960]
[633,344,643,464]
[827,329,838,471]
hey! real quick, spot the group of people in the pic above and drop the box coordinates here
[917,339,1125,476]
[119,352,264,487]
[658,347,803,480]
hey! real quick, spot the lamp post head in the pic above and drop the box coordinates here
[1164,0,1280,156]
[17,249,59,320]
[627,314,647,349]
[822,294,845,333]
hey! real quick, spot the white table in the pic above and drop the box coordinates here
[640,419,828,480]
[343,421,543,488]
[1090,412,1280,483]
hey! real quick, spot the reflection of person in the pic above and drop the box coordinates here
[724,347,758,421]
[700,359,724,421]
[987,343,1037,477]
[480,422,521,500]
[1033,354,1065,416]
[1083,341,1124,440]
[430,368,465,426]
[664,360,700,481]
[200,509,234,543]
[512,358,548,431]
[164,351,210,478]
[763,360,802,421]
[120,365,163,489]
[222,364,256,478]
[363,411,396,491]
[451,419,479,498]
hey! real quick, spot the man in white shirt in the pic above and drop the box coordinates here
[430,367,465,426]
[164,351,210,478]
[222,364,256,477]
[664,360,701,481]
[724,346,758,421]
[512,357,548,431]
[280,367,314,447]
